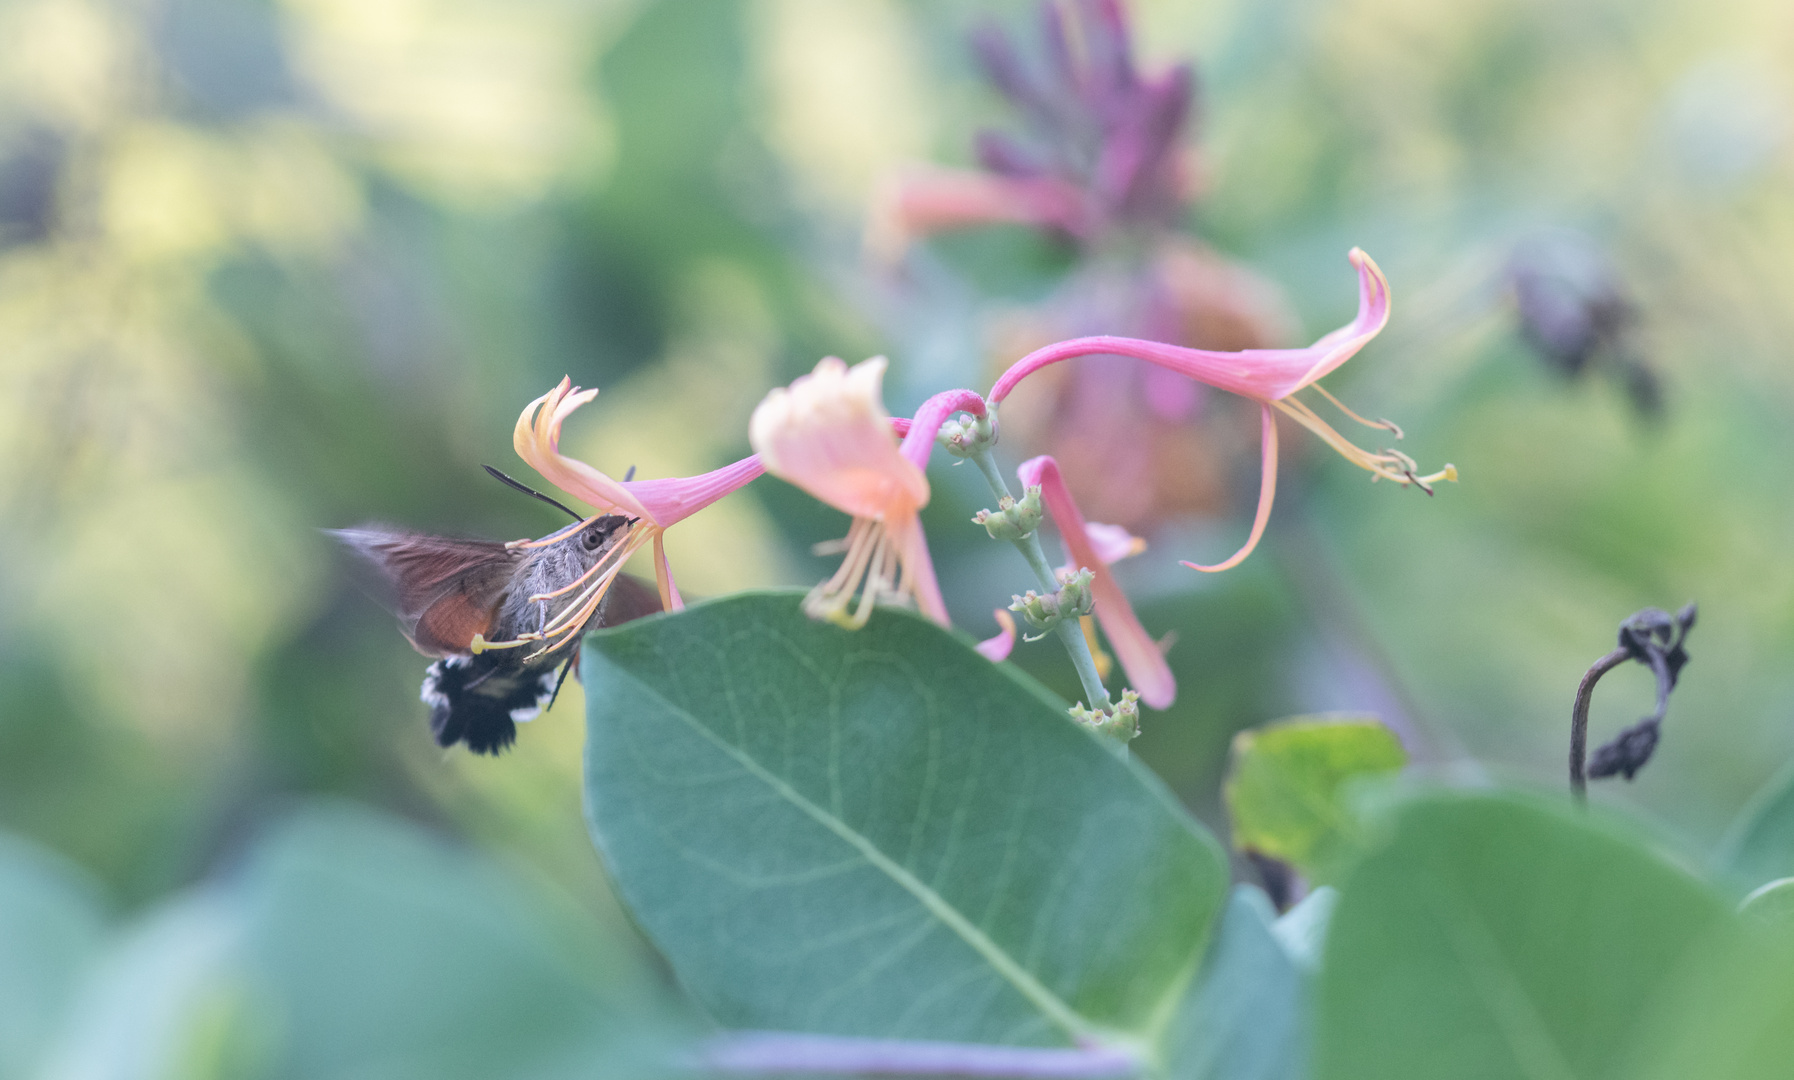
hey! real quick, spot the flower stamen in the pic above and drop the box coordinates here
[475,522,657,663]
[1308,380,1404,440]
[1270,395,1455,489]
[806,518,915,629]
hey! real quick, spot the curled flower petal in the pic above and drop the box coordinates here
[1182,403,1278,573]
[976,609,1017,662]
[652,532,684,613]
[1082,522,1146,567]
[515,378,765,527]
[891,512,948,626]
[516,379,652,520]
[750,357,929,521]
[1018,455,1174,709]
[989,249,1390,404]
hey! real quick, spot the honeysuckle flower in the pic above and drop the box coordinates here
[1019,455,1173,709]
[976,609,1018,662]
[749,357,948,628]
[869,0,1194,258]
[993,240,1299,529]
[866,167,1089,264]
[866,0,1297,530]
[1077,521,1147,568]
[991,249,1456,572]
[510,377,766,620]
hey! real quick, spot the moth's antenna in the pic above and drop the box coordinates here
[623,465,637,482]
[483,465,582,522]
[545,648,579,712]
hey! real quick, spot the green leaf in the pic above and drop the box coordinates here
[1164,886,1307,1080]
[1738,877,1794,932]
[1271,885,1338,970]
[1722,759,1794,888]
[1619,925,1794,1080]
[41,802,682,1080]
[235,802,680,1079]
[0,833,108,1078]
[31,892,247,1080]
[582,592,1229,1048]
[1314,791,1741,1080]
[1223,715,1405,881]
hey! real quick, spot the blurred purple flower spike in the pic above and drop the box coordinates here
[969,0,1195,234]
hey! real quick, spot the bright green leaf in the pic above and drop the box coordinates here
[1223,715,1405,881]
[582,592,1230,1048]
[1315,791,1742,1080]
[1722,760,1794,888]
[1164,885,1307,1080]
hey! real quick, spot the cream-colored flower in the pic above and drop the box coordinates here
[751,357,946,627]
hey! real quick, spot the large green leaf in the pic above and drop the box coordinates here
[582,592,1229,1050]
[1164,886,1308,1080]
[36,803,680,1080]
[1722,760,1794,888]
[0,834,108,1079]
[30,892,246,1080]
[235,803,679,1080]
[1314,791,1743,1080]
[1224,715,1406,882]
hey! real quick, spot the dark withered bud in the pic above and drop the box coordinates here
[1587,718,1661,780]
[1507,231,1662,419]
[1582,602,1696,786]
[1618,602,1697,691]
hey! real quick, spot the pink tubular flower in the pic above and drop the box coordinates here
[976,609,1018,662]
[991,249,1456,571]
[1019,455,1173,708]
[866,168,1090,263]
[513,377,766,612]
[749,357,948,628]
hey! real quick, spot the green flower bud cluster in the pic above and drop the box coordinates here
[1009,566,1096,637]
[1069,689,1141,743]
[973,485,1043,541]
[938,410,998,458]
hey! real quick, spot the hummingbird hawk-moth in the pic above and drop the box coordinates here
[332,468,661,754]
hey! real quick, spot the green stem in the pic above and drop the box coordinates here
[970,448,1111,711]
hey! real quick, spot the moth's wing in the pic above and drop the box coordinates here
[330,528,520,656]
[597,572,666,627]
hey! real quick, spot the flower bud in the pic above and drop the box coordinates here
[1069,689,1141,743]
[1008,564,1096,636]
[1010,588,1060,632]
[973,485,1044,541]
[1056,566,1096,619]
[939,410,999,459]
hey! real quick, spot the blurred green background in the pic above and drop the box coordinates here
[1,0,1792,1070]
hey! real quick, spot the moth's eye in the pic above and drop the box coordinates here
[581,527,607,551]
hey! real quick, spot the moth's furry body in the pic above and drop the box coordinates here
[333,514,659,754]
